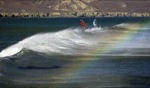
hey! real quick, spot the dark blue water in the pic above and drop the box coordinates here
[0,17,150,88]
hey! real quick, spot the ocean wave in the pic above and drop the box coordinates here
[0,27,102,58]
[0,22,150,85]
[0,22,149,58]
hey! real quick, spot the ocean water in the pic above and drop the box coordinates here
[0,17,150,88]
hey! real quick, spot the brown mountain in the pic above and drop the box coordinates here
[0,0,150,13]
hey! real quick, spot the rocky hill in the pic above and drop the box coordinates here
[0,0,150,17]
[0,0,150,13]
[0,0,96,13]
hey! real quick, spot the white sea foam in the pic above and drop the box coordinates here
[0,28,102,58]
[0,23,150,58]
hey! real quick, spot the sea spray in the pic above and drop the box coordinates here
[0,28,101,58]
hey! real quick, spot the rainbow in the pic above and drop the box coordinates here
[50,22,149,87]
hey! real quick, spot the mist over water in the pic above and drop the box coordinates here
[0,17,150,88]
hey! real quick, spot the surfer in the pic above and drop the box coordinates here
[92,18,102,30]
[80,19,87,30]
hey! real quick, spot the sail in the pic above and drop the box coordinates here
[80,19,87,30]
[93,19,97,27]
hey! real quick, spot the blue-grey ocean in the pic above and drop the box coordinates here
[0,17,150,88]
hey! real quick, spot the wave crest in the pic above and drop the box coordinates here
[0,27,103,58]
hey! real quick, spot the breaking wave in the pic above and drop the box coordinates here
[0,22,150,58]
[0,27,103,58]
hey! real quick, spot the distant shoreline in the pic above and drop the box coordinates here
[0,12,150,18]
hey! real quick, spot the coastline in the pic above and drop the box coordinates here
[0,12,150,18]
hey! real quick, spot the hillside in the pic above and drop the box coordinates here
[0,0,150,17]
[0,0,150,13]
